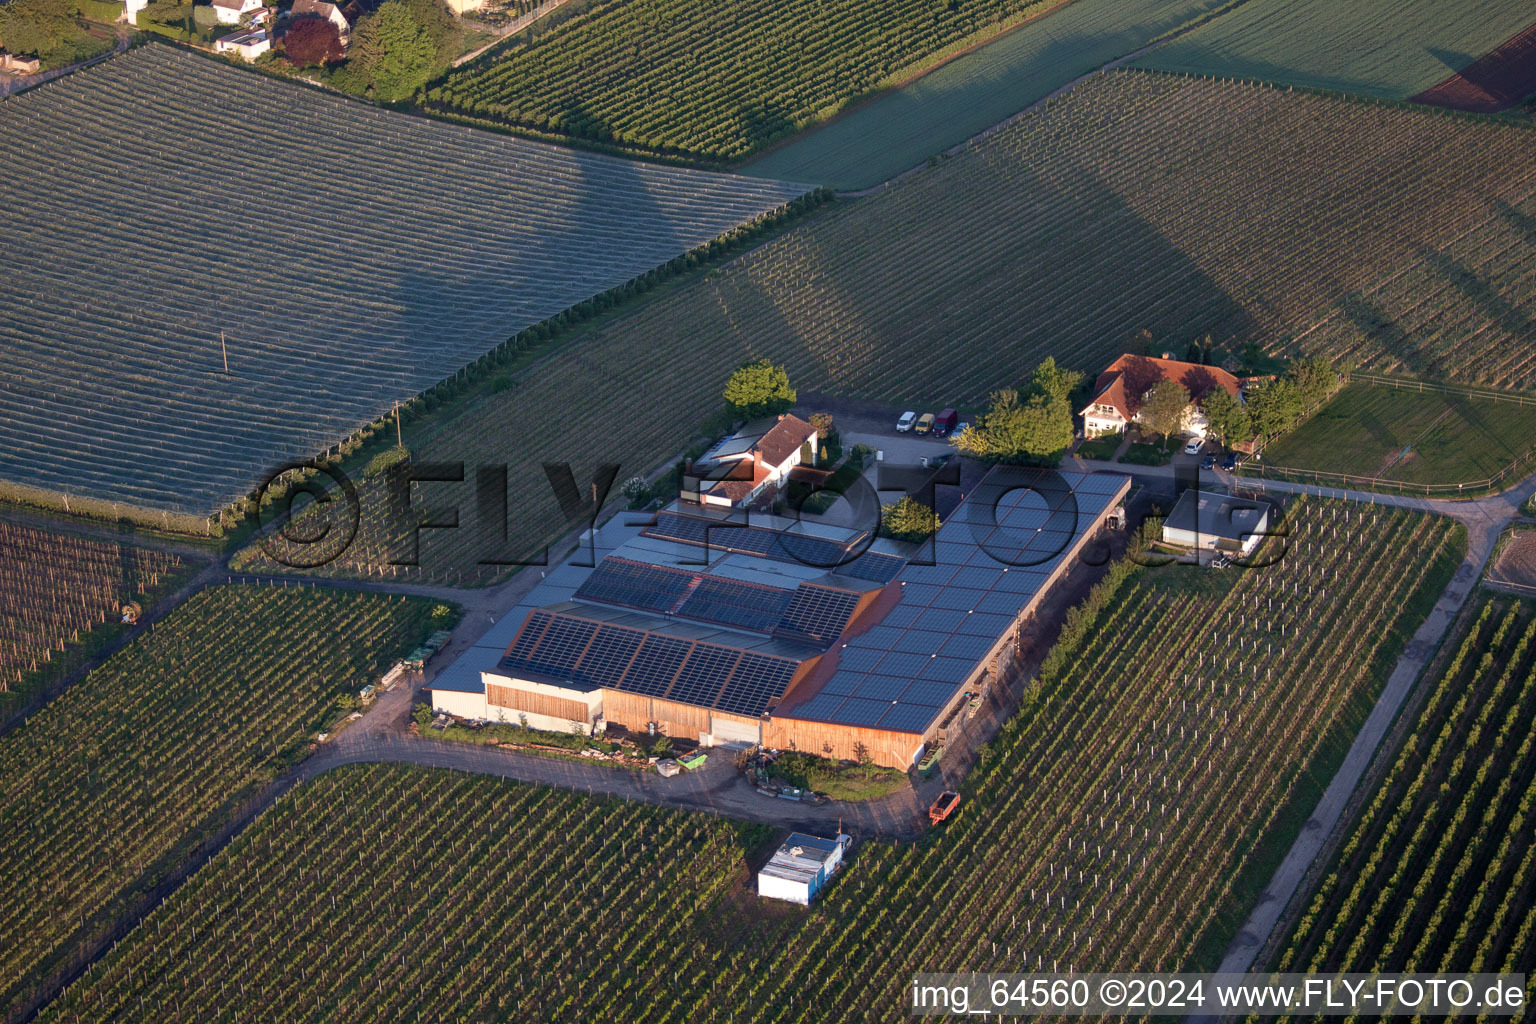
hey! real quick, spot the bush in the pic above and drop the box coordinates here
[1075,432,1122,460]
[1119,443,1172,466]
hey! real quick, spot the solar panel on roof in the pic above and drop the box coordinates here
[503,609,553,666]
[851,674,913,701]
[835,551,905,583]
[669,643,739,707]
[523,615,597,678]
[676,576,791,632]
[870,651,929,678]
[899,679,961,707]
[619,634,690,696]
[775,584,861,641]
[892,628,949,654]
[878,701,943,733]
[573,625,645,687]
[918,656,973,683]
[827,697,894,725]
[957,612,1017,637]
[574,558,696,612]
[716,651,799,717]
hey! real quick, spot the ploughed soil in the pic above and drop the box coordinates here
[1411,22,1536,113]
[1489,529,1536,590]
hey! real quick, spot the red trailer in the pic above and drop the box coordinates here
[929,791,961,825]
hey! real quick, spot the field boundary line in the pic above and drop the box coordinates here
[835,0,1259,196]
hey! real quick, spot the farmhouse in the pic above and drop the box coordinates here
[214,28,271,60]
[757,833,847,905]
[1081,354,1242,439]
[683,414,821,509]
[431,464,1129,768]
[289,0,354,44]
[211,0,266,25]
[1162,489,1270,557]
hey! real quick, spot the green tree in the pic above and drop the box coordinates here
[343,0,453,101]
[954,388,1073,465]
[412,702,433,728]
[1139,379,1190,445]
[1286,356,1339,409]
[1024,356,1084,405]
[723,358,795,419]
[880,495,940,542]
[1201,388,1250,447]
[0,0,80,55]
[1247,378,1304,437]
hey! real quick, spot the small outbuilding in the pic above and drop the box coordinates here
[757,832,847,905]
[214,27,271,59]
[1162,489,1269,557]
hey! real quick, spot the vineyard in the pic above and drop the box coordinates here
[0,522,188,703]
[743,0,1231,189]
[0,585,440,1021]
[243,72,1536,582]
[1268,593,1536,995]
[1258,383,1536,486]
[38,766,767,1024]
[1136,0,1536,99]
[432,0,1069,161]
[0,44,810,522]
[49,500,1466,1021]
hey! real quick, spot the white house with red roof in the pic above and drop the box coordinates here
[1080,354,1242,439]
[684,413,820,509]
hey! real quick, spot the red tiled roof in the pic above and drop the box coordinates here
[755,413,818,469]
[1082,354,1240,420]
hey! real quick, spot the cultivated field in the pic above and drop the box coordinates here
[1488,529,1536,594]
[1270,594,1536,990]
[1136,0,1536,99]
[0,522,188,702]
[0,586,440,1020]
[0,44,810,522]
[243,72,1536,582]
[743,0,1232,189]
[38,766,764,1023]
[432,0,1068,161]
[1258,383,1536,487]
[54,501,1465,1021]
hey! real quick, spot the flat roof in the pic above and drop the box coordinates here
[1164,489,1268,543]
[773,468,1129,735]
[761,832,841,885]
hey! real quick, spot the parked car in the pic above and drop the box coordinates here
[896,410,917,432]
[1222,452,1240,471]
[955,421,971,436]
[932,408,959,436]
[915,413,936,435]
[1201,453,1217,470]
[1183,437,1203,455]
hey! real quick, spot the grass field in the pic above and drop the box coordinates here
[0,522,189,707]
[742,0,1232,189]
[432,0,1077,162]
[239,72,1536,582]
[1257,383,1536,486]
[48,501,1465,1021]
[0,586,441,1020]
[1270,594,1536,993]
[0,44,809,523]
[1136,0,1536,99]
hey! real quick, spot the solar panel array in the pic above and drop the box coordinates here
[642,511,899,581]
[780,469,1126,735]
[573,557,696,612]
[676,577,792,632]
[499,610,805,718]
[774,583,862,642]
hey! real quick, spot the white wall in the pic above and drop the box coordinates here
[757,872,811,905]
[432,688,488,720]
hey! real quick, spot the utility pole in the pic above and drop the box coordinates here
[395,401,402,448]
[220,331,230,374]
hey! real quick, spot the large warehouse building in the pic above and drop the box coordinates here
[432,465,1129,768]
